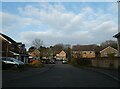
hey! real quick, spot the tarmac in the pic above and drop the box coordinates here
[2,64,54,82]
[81,66,120,82]
[2,64,120,83]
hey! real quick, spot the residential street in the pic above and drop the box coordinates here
[2,61,119,87]
[1,1,120,88]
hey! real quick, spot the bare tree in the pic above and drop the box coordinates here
[32,38,44,49]
[100,40,118,49]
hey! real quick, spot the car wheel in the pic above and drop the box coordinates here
[13,65,18,68]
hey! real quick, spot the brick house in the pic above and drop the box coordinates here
[100,46,118,57]
[0,34,13,57]
[72,44,100,58]
[56,50,66,60]
[0,33,28,63]
[80,51,96,58]
[28,47,40,60]
[17,42,28,63]
[0,33,19,58]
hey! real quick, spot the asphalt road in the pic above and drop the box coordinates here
[2,61,119,87]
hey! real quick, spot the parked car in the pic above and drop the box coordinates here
[46,59,50,64]
[41,59,46,64]
[29,58,35,63]
[50,59,55,64]
[62,60,68,64]
[29,58,42,63]
[30,59,35,63]
[0,57,24,68]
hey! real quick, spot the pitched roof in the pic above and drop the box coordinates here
[113,32,120,38]
[0,33,16,43]
[28,46,36,52]
[59,50,66,54]
[100,46,118,53]
[72,44,100,52]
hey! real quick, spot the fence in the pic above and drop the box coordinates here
[91,57,120,69]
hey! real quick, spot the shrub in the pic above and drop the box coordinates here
[107,53,116,58]
[70,58,78,65]
[70,58,92,66]
[29,60,44,68]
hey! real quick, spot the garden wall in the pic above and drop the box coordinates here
[91,57,120,69]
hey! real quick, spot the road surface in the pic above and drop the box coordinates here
[2,61,119,87]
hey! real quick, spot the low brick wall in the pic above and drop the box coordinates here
[91,57,120,69]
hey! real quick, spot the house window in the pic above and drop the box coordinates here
[104,52,107,57]
[10,45,15,50]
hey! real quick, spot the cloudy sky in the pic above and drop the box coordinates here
[0,0,118,49]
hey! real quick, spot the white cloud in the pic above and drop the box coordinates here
[1,12,41,32]
[0,29,3,33]
[18,5,41,19]
[20,29,93,48]
[81,6,94,15]
[108,2,118,14]
[1,2,118,48]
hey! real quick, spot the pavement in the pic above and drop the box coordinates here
[80,66,120,82]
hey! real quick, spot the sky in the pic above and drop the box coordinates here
[0,0,119,49]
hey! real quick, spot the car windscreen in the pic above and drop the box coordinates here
[0,57,6,61]
[10,58,24,63]
[10,58,20,62]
